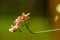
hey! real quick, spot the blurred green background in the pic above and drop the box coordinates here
[0,0,55,40]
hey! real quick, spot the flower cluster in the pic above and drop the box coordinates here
[9,12,30,32]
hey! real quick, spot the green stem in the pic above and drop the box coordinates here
[25,20,34,34]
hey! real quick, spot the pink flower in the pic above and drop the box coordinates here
[9,12,30,32]
[14,16,22,25]
[12,25,19,30]
[9,28,13,32]
[14,12,30,25]
[9,25,19,32]
[21,12,30,20]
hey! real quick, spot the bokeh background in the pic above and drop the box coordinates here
[0,0,60,40]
